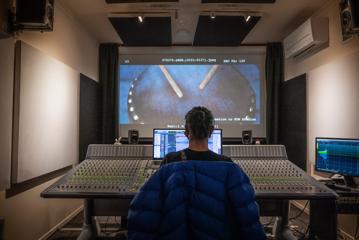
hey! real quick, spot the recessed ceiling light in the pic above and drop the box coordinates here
[210,12,216,19]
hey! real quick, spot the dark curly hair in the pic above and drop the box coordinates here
[185,106,214,140]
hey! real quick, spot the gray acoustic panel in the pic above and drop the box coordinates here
[0,38,14,190]
[13,41,79,183]
[85,144,153,159]
[224,145,287,159]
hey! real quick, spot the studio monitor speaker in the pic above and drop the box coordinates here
[0,218,4,240]
[0,0,11,38]
[128,129,139,144]
[242,130,252,145]
[340,0,359,39]
[15,0,54,31]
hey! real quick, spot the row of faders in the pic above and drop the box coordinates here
[235,159,329,194]
[55,159,150,193]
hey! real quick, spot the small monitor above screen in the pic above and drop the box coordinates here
[315,137,359,187]
[153,129,222,160]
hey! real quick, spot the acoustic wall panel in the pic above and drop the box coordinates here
[279,74,307,171]
[79,74,102,162]
[13,41,79,183]
[0,38,14,190]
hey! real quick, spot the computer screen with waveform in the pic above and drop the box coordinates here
[315,138,359,177]
[153,129,222,160]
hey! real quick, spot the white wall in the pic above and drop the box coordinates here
[0,1,99,239]
[285,0,359,237]
[285,0,359,81]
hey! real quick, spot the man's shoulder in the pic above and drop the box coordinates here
[161,151,183,165]
[210,151,233,162]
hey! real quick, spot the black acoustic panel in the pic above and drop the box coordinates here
[0,218,3,239]
[202,0,275,2]
[109,17,172,46]
[193,16,260,46]
[279,74,307,171]
[80,74,102,162]
[106,0,178,3]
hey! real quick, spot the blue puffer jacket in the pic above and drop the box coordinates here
[128,161,266,240]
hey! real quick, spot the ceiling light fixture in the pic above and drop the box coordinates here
[138,16,143,23]
[210,12,216,19]
[245,15,251,22]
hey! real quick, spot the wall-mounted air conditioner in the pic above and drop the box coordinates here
[283,17,329,59]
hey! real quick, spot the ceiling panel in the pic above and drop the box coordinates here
[193,15,260,46]
[106,0,178,3]
[202,0,275,3]
[109,17,172,46]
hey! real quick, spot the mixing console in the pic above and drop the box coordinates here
[235,159,330,196]
[42,159,158,198]
[85,144,152,159]
[223,145,288,159]
[42,144,335,199]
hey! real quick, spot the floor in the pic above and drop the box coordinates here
[47,204,324,240]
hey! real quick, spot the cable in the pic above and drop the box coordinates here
[355,215,359,240]
[289,201,309,221]
[263,217,276,227]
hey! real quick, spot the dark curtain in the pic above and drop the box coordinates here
[99,43,119,144]
[266,43,284,144]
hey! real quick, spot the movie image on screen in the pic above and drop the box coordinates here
[153,129,222,160]
[117,49,266,137]
[120,64,259,125]
[315,138,359,177]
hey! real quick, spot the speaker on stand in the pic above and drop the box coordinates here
[242,130,252,145]
[128,129,139,144]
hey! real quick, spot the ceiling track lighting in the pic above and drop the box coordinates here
[138,15,143,23]
[245,15,251,22]
[210,12,216,19]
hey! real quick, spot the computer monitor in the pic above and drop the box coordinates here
[315,137,359,187]
[153,129,222,160]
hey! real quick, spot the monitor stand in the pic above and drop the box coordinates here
[344,176,358,188]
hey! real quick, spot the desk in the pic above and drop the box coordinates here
[41,144,338,240]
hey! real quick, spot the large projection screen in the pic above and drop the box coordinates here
[12,41,79,183]
[118,47,266,138]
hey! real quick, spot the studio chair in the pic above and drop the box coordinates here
[127,161,266,240]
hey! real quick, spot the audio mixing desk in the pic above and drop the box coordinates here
[42,145,335,200]
[41,158,335,200]
[41,144,338,240]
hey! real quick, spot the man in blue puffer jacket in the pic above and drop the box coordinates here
[128,106,266,239]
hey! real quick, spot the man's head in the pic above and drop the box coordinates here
[185,106,214,141]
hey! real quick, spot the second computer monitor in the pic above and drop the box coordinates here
[153,129,222,160]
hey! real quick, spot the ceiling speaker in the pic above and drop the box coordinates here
[15,0,54,31]
[340,0,359,40]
